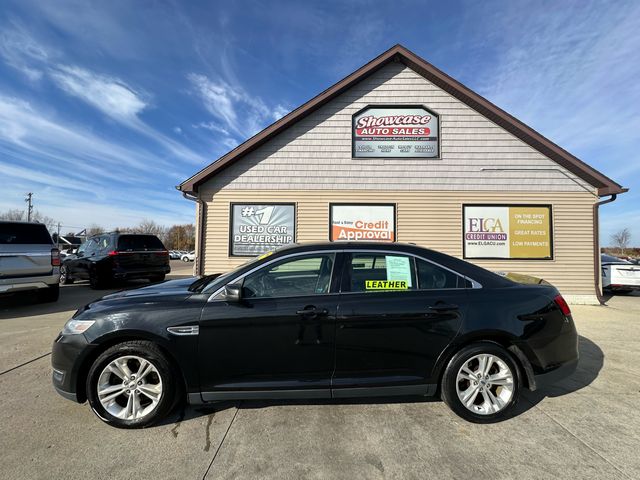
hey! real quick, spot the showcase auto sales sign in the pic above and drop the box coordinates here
[353,106,439,158]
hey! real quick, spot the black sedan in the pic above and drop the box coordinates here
[52,242,578,428]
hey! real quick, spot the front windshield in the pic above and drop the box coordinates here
[198,253,273,293]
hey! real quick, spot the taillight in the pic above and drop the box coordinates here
[155,250,169,256]
[108,250,119,256]
[554,294,571,316]
[51,248,60,266]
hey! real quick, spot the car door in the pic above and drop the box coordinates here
[197,251,340,400]
[66,240,91,279]
[332,251,467,397]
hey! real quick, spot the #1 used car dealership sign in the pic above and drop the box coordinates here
[230,203,295,256]
[353,106,439,158]
[463,205,553,259]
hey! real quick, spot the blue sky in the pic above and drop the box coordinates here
[0,0,638,244]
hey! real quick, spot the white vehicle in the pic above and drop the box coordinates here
[602,254,640,293]
[181,251,196,262]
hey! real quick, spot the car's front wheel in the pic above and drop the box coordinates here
[86,341,178,428]
[441,342,521,423]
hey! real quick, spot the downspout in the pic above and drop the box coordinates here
[593,194,617,304]
[182,191,206,277]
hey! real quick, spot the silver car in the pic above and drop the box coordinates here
[0,221,61,302]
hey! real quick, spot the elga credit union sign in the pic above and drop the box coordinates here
[230,203,295,256]
[330,204,395,242]
[353,105,439,158]
[463,205,553,260]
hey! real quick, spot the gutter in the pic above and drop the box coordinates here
[593,194,618,304]
[181,190,205,276]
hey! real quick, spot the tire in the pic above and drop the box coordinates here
[181,257,189,262]
[59,265,74,285]
[38,284,60,303]
[86,341,178,429]
[150,274,165,283]
[441,342,521,423]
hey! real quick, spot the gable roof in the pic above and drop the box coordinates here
[179,44,626,197]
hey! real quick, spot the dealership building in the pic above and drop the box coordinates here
[179,45,626,304]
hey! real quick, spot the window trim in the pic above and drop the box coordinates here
[208,249,481,302]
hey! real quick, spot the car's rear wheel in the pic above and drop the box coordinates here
[59,265,74,285]
[441,342,521,423]
[181,257,189,262]
[86,341,177,428]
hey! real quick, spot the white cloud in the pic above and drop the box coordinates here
[0,22,50,81]
[272,104,289,120]
[193,121,230,136]
[49,65,148,123]
[188,73,277,137]
[173,126,182,134]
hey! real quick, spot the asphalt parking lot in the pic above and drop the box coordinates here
[1,263,638,480]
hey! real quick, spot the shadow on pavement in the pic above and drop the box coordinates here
[516,334,604,414]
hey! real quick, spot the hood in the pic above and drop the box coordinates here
[74,277,205,318]
[102,277,201,299]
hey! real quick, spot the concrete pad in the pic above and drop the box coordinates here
[0,356,236,480]
[205,399,626,480]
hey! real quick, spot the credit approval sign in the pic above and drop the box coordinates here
[353,105,439,158]
[463,205,553,259]
[330,204,395,242]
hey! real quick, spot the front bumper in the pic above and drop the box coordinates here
[51,332,94,403]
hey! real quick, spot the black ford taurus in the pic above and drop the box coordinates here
[52,242,578,428]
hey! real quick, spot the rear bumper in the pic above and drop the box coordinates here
[533,358,579,390]
[112,266,171,280]
[0,270,59,293]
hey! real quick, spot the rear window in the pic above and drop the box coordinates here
[117,235,165,251]
[602,254,630,264]
[0,223,53,245]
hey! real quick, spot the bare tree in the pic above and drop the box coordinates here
[0,209,26,221]
[611,228,631,255]
[85,224,105,237]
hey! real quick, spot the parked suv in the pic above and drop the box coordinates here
[60,233,170,289]
[0,221,60,302]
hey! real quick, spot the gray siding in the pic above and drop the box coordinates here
[203,62,594,194]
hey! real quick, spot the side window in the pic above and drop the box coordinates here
[96,235,111,254]
[416,258,466,289]
[347,253,416,293]
[242,253,335,299]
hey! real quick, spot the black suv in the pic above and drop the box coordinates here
[60,233,170,289]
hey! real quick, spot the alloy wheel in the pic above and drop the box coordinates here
[59,266,67,284]
[455,353,514,415]
[96,355,163,421]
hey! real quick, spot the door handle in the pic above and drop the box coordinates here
[427,303,459,312]
[296,306,328,316]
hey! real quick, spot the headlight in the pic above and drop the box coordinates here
[62,319,96,335]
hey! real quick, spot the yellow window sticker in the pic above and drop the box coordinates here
[365,280,408,290]
[258,251,274,260]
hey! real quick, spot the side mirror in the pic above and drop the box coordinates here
[223,283,242,302]
[76,251,84,257]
